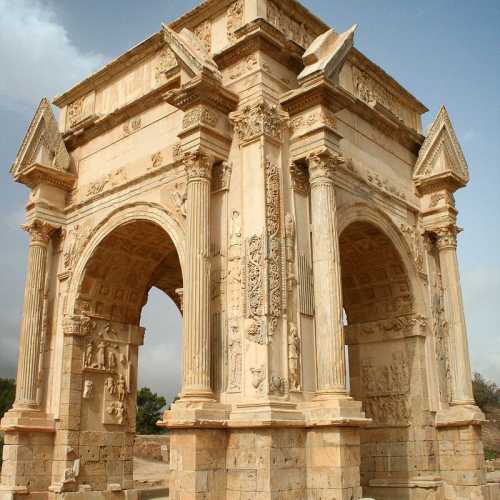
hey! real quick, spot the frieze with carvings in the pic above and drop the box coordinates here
[267,0,315,48]
[182,106,218,130]
[361,352,411,426]
[67,96,85,129]
[80,320,136,427]
[154,47,178,84]
[352,66,404,123]
[289,110,337,135]
[346,314,427,345]
[86,167,128,198]
[122,117,141,136]
[227,0,244,43]
[429,192,455,209]
[194,20,212,52]
[228,55,258,81]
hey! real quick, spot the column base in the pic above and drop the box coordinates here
[436,404,485,428]
[158,400,230,429]
[0,409,55,433]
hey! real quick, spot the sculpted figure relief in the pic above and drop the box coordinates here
[288,323,301,391]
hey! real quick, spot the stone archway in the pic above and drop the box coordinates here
[339,218,430,498]
[55,216,183,493]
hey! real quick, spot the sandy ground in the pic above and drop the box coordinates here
[133,457,169,489]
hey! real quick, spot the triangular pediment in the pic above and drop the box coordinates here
[161,24,221,80]
[11,98,71,178]
[414,106,469,187]
[298,25,357,84]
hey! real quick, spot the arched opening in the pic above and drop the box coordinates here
[339,220,416,492]
[73,219,182,491]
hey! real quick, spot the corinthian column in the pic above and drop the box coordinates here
[181,150,214,400]
[306,150,347,397]
[14,219,55,410]
[434,225,475,405]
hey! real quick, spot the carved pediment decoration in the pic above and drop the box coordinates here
[161,24,221,81]
[298,25,357,85]
[414,106,469,191]
[10,98,73,187]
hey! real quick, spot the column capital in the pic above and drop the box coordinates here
[433,225,462,250]
[182,149,214,182]
[22,219,57,246]
[306,149,346,184]
[230,100,288,144]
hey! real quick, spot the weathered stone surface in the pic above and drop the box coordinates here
[1,0,487,499]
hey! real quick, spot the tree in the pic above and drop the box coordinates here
[0,378,15,466]
[472,372,500,412]
[136,387,166,435]
[0,378,15,419]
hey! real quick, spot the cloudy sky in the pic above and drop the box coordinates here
[1,0,499,404]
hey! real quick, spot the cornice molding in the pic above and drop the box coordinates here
[53,33,164,108]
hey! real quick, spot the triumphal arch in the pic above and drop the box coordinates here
[1,1,496,499]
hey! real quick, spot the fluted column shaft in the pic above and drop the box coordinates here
[307,152,347,396]
[435,225,475,405]
[14,220,54,409]
[181,150,214,400]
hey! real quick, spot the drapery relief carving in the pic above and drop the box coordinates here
[63,223,91,271]
[361,352,411,426]
[228,210,242,320]
[227,323,242,393]
[267,0,315,48]
[288,322,301,391]
[227,0,244,42]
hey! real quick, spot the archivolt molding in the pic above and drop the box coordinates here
[337,202,426,312]
[64,202,186,318]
